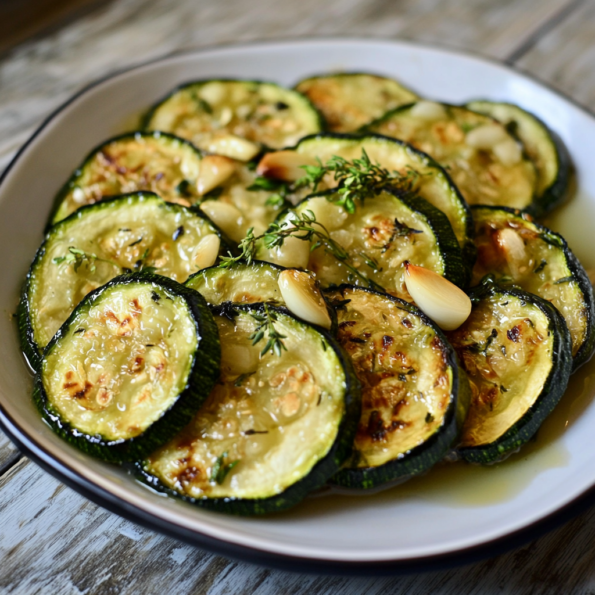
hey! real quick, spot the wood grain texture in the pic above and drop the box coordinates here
[1,457,595,595]
[1,0,594,593]
[517,0,595,111]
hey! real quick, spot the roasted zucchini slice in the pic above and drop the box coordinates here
[19,192,229,369]
[365,102,538,210]
[326,286,469,488]
[186,261,285,305]
[276,134,475,265]
[448,283,572,463]
[260,186,466,299]
[467,100,571,215]
[471,206,595,369]
[138,303,360,514]
[49,132,204,225]
[294,72,419,133]
[143,79,322,159]
[34,273,220,462]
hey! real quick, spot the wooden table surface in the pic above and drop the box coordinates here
[2,0,595,592]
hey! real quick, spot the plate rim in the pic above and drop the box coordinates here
[1,36,594,575]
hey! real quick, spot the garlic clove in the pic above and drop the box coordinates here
[495,227,527,277]
[205,135,260,162]
[266,235,311,269]
[200,200,245,243]
[403,263,471,331]
[493,139,522,166]
[257,150,318,181]
[278,269,332,329]
[197,155,237,195]
[193,234,221,270]
[410,100,447,121]
[465,124,508,150]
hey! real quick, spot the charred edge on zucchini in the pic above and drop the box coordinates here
[34,272,221,463]
[449,282,572,464]
[136,303,361,514]
[326,285,469,488]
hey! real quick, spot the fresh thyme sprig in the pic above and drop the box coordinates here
[52,247,120,274]
[249,303,288,357]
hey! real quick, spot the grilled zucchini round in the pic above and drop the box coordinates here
[471,205,594,370]
[295,72,419,133]
[34,273,220,462]
[19,192,229,369]
[143,79,322,159]
[447,283,572,463]
[138,303,360,514]
[49,132,204,225]
[466,100,571,216]
[364,102,537,210]
[326,286,470,488]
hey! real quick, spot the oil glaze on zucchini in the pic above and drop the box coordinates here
[295,72,419,133]
[34,273,220,462]
[467,100,571,216]
[19,192,228,369]
[143,79,322,159]
[139,304,360,514]
[471,206,594,370]
[365,102,537,210]
[448,283,572,463]
[326,286,470,488]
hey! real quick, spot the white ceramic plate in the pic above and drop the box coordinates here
[2,39,595,574]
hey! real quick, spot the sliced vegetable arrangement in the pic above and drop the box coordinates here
[20,71,586,514]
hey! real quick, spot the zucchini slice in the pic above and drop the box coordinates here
[447,283,572,463]
[294,73,419,133]
[467,100,571,215]
[139,304,360,514]
[364,102,538,210]
[326,286,469,488]
[261,186,467,298]
[49,132,204,225]
[281,134,475,265]
[143,79,322,159]
[471,206,595,369]
[186,261,285,305]
[35,273,220,462]
[19,192,229,369]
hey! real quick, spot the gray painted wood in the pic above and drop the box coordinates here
[1,0,594,592]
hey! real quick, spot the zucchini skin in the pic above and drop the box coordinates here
[136,303,361,515]
[456,283,573,464]
[466,101,573,217]
[328,285,471,489]
[34,272,221,463]
[18,192,233,371]
[142,78,324,144]
[471,205,595,371]
[46,131,203,229]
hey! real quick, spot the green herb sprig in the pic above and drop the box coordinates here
[52,247,120,274]
[249,303,287,357]
[211,452,240,485]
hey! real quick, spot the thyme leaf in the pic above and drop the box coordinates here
[210,452,240,485]
[249,303,287,357]
[52,247,120,274]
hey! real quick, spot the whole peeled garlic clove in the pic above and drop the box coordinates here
[465,124,508,150]
[200,200,245,243]
[403,263,471,331]
[257,150,318,182]
[205,134,261,162]
[278,269,332,329]
[197,155,237,195]
[192,234,221,270]
[495,227,527,277]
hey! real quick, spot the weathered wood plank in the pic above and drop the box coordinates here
[517,0,595,110]
[1,458,595,594]
[0,429,20,475]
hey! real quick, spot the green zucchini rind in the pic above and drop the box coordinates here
[48,131,204,226]
[34,272,220,463]
[138,303,361,515]
[471,205,595,370]
[18,192,230,370]
[364,102,538,211]
[261,185,467,298]
[326,286,470,489]
[294,72,419,133]
[466,100,572,216]
[448,282,572,464]
[278,133,475,268]
[143,79,323,158]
